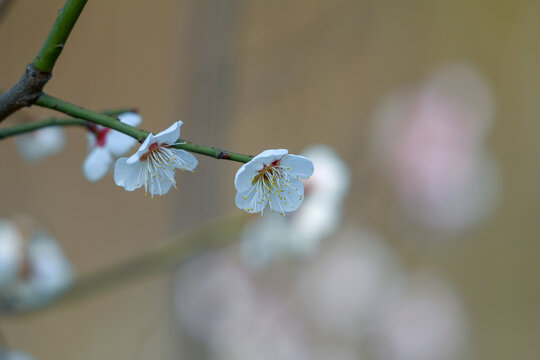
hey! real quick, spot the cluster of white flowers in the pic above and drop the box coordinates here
[0,218,73,312]
[15,113,314,214]
[110,121,314,213]
[174,228,469,360]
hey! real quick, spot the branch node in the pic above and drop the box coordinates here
[0,63,51,122]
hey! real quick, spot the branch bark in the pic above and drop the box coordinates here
[0,64,50,120]
[0,0,87,123]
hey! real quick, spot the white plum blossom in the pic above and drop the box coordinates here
[15,126,65,162]
[114,121,198,196]
[3,232,73,310]
[83,112,142,182]
[240,145,350,268]
[0,220,24,290]
[235,149,314,216]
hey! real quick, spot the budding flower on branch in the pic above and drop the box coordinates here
[234,149,314,216]
[15,127,65,162]
[114,121,198,196]
[83,112,142,182]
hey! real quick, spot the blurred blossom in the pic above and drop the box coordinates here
[174,252,259,348]
[295,228,401,340]
[0,347,35,360]
[0,220,24,290]
[241,145,350,267]
[371,273,468,360]
[219,297,312,360]
[0,217,73,311]
[83,112,142,182]
[173,252,312,360]
[15,126,65,162]
[311,345,359,360]
[371,63,499,233]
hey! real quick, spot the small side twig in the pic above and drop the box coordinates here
[8,214,247,316]
[0,0,16,23]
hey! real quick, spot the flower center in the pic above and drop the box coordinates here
[140,142,161,161]
[96,128,111,147]
[252,159,281,185]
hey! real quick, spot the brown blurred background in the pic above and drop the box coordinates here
[0,0,539,359]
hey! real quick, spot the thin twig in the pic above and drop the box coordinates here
[9,214,247,316]
[35,93,254,163]
[0,0,87,122]
[0,0,16,23]
[0,108,136,140]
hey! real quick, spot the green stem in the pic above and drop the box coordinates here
[0,108,136,140]
[12,214,247,315]
[33,0,88,73]
[36,93,149,141]
[0,118,85,140]
[35,93,254,163]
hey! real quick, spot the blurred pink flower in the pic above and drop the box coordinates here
[295,228,401,340]
[371,273,468,360]
[173,251,312,360]
[371,63,499,232]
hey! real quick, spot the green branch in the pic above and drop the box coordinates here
[0,118,85,140]
[12,214,247,315]
[0,108,136,140]
[35,93,149,141]
[0,0,88,122]
[35,93,254,163]
[33,0,88,73]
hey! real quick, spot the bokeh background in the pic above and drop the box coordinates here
[0,0,539,359]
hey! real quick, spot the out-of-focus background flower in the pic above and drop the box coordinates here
[0,1,539,359]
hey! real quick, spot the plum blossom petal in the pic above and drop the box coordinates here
[83,147,113,182]
[106,113,142,157]
[109,112,141,152]
[83,112,143,181]
[114,121,197,196]
[114,158,145,191]
[236,188,268,214]
[280,154,315,178]
[234,149,288,193]
[154,121,182,145]
[234,149,313,216]
[117,112,142,127]
[16,127,65,162]
[133,133,154,161]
